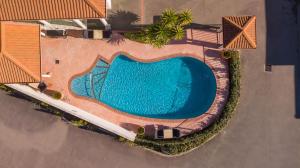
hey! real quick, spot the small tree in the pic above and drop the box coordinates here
[125,9,192,48]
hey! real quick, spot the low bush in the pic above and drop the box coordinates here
[133,53,241,155]
[124,9,192,48]
[44,89,62,100]
[221,50,239,59]
[124,32,146,44]
[0,84,12,92]
[70,119,88,127]
[137,127,145,138]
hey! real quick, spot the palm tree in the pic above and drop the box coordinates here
[145,23,171,47]
[161,9,178,28]
[147,9,192,47]
[126,9,192,48]
[178,10,192,26]
[173,26,185,40]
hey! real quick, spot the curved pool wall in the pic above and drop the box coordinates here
[71,55,217,119]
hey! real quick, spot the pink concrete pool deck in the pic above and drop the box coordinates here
[41,29,229,135]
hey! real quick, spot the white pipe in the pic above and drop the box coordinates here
[73,19,87,29]
[106,0,112,9]
[100,18,111,30]
[42,72,51,78]
[39,20,53,29]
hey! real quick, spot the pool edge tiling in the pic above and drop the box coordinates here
[41,31,229,135]
[71,55,217,119]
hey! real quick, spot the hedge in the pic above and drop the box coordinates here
[44,89,62,100]
[221,50,239,59]
[133,54,241,155]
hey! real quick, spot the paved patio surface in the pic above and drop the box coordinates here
[41,29,229,135]
[0,0,300,167]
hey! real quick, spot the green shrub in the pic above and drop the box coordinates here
[124,32,146,43]
[71,119,88,127]
[118,136,127,142]
[137,127,145,138]
[125,9,192,48]
[44,89,62,99]
[0,84,7,90]
[54,111,62,116]
[133,54,241,155]
[0,84,13,92]
[221,50,239,59]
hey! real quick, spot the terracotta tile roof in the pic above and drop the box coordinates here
[222,16,257,49]
[0,0,106,21]
[0,22,41,83]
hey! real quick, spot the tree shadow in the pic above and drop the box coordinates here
[88,10,145,31]
[204,48,221,58]
[81,123,117,137]
[107,32,126,45]
[7,91,36,103]
[265,0,300,118]
[34,107,58,115]
[107,10,141,30]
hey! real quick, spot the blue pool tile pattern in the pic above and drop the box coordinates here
[71,55,217,119]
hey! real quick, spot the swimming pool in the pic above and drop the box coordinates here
[71,55,217,119]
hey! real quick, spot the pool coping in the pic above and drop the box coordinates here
[67,51,228,132]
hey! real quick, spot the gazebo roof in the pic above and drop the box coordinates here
[0,22,41,84]
[222,16,257,49]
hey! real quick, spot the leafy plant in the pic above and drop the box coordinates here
[125,9,192,47]
[118,136,127,142]
[0,84,13,92]
[137,127,145,138]
[71,119,88,127]
[44,89,62,100]
[222,50,239,59]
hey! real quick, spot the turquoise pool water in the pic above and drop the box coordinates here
[71,55,217,119]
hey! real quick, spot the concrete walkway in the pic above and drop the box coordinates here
[0,0,300,168]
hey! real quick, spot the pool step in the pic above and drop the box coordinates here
[88,59,111,99]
